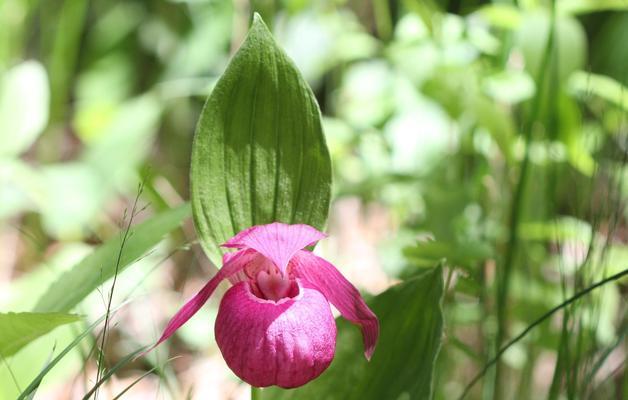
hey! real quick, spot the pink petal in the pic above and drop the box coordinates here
[215,279,336,388]
[144,249,254,355]
[290,250,379,360]
[222,222,326,273]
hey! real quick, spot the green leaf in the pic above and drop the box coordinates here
[262,267,444,400]
[483,70,536,104]
[190,14,332,263]
[519,217,592,242]
[404,240,492,270]
[17,309,112,399]
[0,312,80,358]
[568,71,628,112]
[558,0,628,14]
[0,61,50,157]
[33,204,191,312]
[474,4,522,30]
[517,12,586,84]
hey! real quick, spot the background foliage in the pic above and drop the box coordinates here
[0,0,626,399]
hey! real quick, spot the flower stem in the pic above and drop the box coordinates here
[251,386,261,400]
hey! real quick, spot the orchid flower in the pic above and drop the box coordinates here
[149,222,379,388]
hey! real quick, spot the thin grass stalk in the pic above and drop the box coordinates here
[459,267,628,400]
[493,0,558,395]
[17,306,127,400]
[93,183,145,400]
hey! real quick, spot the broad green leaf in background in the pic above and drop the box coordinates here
[519,217,593,242]
[404,241,492,270]
[16,309,113,400]
[0,61,49,157]
[33,204,190,312]
[41,95,162,239]
[558,0,628,14]
[0,159,41,219]
[568,71,628,112]
[0,312,79,358]
[483,70,536,104]
[262,267,444,400]
[517,11,586,84]
[475,4,522,30]
[190,14,332,263]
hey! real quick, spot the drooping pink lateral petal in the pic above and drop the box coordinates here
[291,250,379,360]
[222,223,326,273]
[142,249,254,356]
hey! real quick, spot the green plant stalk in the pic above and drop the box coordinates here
[547,307,570,399]
[93,184,144,400]
[110,356,177,400]
[459,267,628,400]
[583,325,627,395]
[493,1,557,395]
[82,346,148,399]
[46,0,88,123]
[0,352,21,393]
[251,386,261,400]
[112,368,158,400]
[373,0,393,40]
[17,307,123,400]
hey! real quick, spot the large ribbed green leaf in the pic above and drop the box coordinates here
[262,267,444,400]
[190,14,331,263]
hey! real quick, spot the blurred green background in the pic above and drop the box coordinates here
[0,0,626,399]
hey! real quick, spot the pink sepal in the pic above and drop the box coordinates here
[141,249,253,357]
[222,222,326,273]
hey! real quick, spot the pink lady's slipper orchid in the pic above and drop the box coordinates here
[149,222,379,388]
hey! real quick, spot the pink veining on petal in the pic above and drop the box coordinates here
[290,250,379,360]
[146,248,255,354]
[221,222,326,273]
[215,279,337,388]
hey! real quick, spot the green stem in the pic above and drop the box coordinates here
[493,0,557,395]
[373,0,393,40]
[251,386,261,400]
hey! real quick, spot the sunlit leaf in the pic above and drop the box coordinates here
[517,12,586,83]
[0,61,49,157]
[519,217,592,242]
[17,309,113,399]
[558,0,628,14]
[191,14,331,263]
[568,71,628,112]
[0,312,79,358]
[483,70,536,104]
[33,204,191,312]
[0,159,41,219]
[262,267,444,400]
[474,4,522,30]
[42,95,162,239]
[404,240,492,270]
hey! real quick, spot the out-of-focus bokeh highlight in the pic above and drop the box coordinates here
[1,0,626,399]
